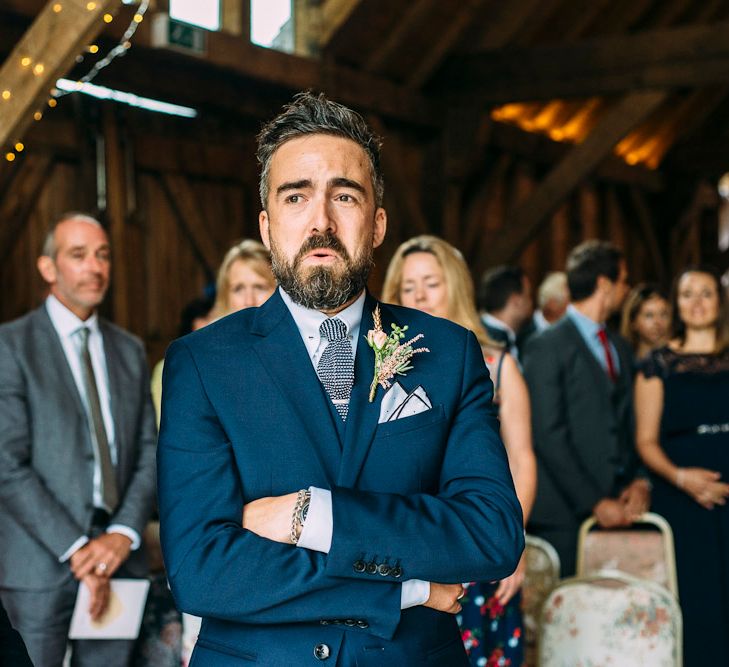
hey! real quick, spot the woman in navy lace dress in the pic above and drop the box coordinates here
[634,266,729,666]
[383,236,535,667]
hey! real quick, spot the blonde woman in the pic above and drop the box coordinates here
[213,239,276,317]
[382,235,535,667]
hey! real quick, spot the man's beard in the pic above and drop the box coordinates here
[270,232,373,311]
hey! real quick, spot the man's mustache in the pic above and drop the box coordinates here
[294,233,351,265]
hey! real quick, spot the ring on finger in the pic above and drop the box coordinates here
[96,562,108,574]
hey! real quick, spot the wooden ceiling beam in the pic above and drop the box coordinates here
[363,0,436,73]
[406,0,487,90]
[484,90,667,265]
[442,21,729,103]
[0,0,119,148]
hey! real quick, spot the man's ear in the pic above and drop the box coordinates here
[259,210,270,250]
[37,255,56,285]
[372,208,387,249]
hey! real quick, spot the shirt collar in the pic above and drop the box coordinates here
[567,303,603,337]
[482,312,516,341]
[46,294,99,339]
[279,287,365,345]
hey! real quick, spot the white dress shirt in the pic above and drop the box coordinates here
[482,312,519,361]
[279,288,430,609]
[45,295,140,561]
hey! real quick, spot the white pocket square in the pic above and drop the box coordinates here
[378,382,432,423]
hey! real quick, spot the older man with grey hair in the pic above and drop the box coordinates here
[0,212,157,666]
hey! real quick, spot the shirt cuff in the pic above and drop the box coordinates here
[59,535,89,563]
[401,580,430,609]
[107,524,141,551]
[296,487,332,553]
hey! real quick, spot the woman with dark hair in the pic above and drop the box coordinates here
[620,283,670,361]
[634,265,729,665]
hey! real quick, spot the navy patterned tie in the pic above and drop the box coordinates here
[316,318,354,421]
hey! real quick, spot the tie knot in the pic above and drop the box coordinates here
[319,318,348,342]
[597,328,608,344]
[77,327,90,345]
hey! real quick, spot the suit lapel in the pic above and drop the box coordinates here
[34,307,87,420]
[337,295,390,488]
[563,318,612,398]
[251,292,342,484]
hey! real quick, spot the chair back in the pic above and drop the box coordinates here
[539,570,682,667]
[576,511,678,597]
[522,534,561,661]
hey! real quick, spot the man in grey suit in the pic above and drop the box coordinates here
[523,240,650,576]
[0,213,157,666]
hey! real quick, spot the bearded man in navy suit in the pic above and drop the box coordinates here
[157,92,523,666]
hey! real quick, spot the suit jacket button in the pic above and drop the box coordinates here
[314,643,331,660]
[320,620,330,625]
[377,564,391,576]
[345,619,356,626]
[353,560,365,573]
[356,620,369,628]
[391,566,403,578]
[365,562,377,575]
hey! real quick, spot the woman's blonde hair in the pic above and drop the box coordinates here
[214,239,274,316]
[381,235,495,348]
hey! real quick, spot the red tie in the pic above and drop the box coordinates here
[597,328,617,382]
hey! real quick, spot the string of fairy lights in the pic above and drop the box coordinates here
[2,0,150,163]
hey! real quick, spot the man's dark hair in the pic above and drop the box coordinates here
[256,91,384,208]
[478,265,525,313]
[566,240,623,302]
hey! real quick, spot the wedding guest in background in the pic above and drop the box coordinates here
[478,265,534,363]
[382,235,535,667]
[211,239,276,318]
[620,283,670,361]
[523,240,649,577]
[635,266,729,667]
[534,271,569,333]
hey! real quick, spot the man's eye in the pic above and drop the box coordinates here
[286,195,301,204]
[337,194,354,202]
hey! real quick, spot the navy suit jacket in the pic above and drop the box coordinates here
[158,291,523,666]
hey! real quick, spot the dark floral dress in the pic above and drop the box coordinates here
[457,350,525,667]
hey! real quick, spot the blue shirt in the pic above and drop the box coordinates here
[566,304,621,375]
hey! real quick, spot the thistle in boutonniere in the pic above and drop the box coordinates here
[366,305,429,402]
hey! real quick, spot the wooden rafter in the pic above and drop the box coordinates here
[406,0,487,90]
[0,0,119,149]
[484,90,668,265]
[442,21,729,103]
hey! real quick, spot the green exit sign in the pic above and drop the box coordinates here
[151,15,207,55]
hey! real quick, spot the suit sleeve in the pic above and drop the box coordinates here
[109,339,158,537]
[522,334,604,517]
[157,339,402,639]
[325,330,524,584]
[0,336,87,558]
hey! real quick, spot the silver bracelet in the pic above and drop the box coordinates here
[290,489,310,544]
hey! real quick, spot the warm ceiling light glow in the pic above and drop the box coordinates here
[48,98,58,108]
[33,111,43,121]
[103,13,113,22]
[14,142,24,152]
[5,152,16,162]
[1,90,10,100]
[88,44,99,53]
[33,63,45,75]
[86,2,97,10]
[53,3,62,12]
[20,56,31,67]
[133,13,143,23]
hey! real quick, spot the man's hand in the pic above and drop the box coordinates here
[494,552,526,605]
[242,493,299,544]
[619,479,651,522]
[593,498,629,528]
[82,573,111,621]
[70,533,132,580]
[423,583,464,614]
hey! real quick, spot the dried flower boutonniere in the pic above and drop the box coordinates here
[366,305,429,402]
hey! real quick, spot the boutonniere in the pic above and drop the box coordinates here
[366,305,429,402]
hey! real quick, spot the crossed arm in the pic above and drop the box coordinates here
[158,333,523,638]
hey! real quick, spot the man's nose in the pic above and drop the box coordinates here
[310,197,335,235]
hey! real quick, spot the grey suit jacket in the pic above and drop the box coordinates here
[522,316,637,530]
[0,304,157,590]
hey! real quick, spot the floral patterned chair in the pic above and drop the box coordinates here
[522,534,561,665]
[577,512,678,597]
[538,570,682,667]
